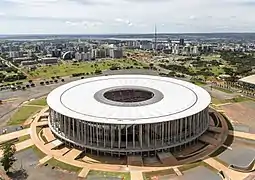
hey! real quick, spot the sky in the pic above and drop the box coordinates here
[0,0,255,34]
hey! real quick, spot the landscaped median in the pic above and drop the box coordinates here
[7,97,47,126]
[8,106,42,125]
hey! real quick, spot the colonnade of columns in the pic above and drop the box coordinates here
[49,107,209,156]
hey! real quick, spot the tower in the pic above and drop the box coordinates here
[154,24,157,51]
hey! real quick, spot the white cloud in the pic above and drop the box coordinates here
[1,0,255,33]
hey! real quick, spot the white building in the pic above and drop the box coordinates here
[109,48,123,58]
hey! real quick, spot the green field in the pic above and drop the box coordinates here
[212,86,233,94]
[8,106,42,125]
[31,145,46,159]
[18,135,31,142]
[27,59,145,79]
[210,66,225,75]
[28,97,47,106]
[88,170,130,180]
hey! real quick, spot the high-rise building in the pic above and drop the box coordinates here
[109,48,123,58]
[179,38,185,46]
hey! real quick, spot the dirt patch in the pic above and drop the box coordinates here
[220,101,255,130]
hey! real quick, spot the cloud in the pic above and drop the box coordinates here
[0,14,101,23]
[114,18,134,26]
[123,0,170,3]
[65,20,103,28]
[189,15,196,20]
[67,0,111,5]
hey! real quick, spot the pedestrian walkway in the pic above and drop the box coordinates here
[229,131,255,141]
[0,128,30,143]
[204,158,250,180]
[39,155,52,165]
[0,139,34,157]
[63,148,82,160]
[130,171,143,180]
[43,127,56,142]
[173,167,183,176]
[78,167,90,178]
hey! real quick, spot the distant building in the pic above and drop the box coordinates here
[109,48,123,58]
[52,49,62,58]
[13,57,34,64]
[179,38,185,46]
[9,51,20,58]
[140,43,153,50]
[41,57,58,65]
[21,60,38,66]
[62,51,72,60]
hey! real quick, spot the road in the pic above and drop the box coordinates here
[0,56,31,78]
[0,69,158,127]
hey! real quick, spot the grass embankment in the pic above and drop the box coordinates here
[18,135,31,142]
[88,170,130,180]
[8,106,42,125]
[179,161,217,173]
[143,168,175,180]
[31,145,46,159]
[46,159,82,173]
[212,86,233,94]
[27,59,145,79]
[28,97,47,106]
[211,96,250,105]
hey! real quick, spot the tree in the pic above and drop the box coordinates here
[0,143,16,173]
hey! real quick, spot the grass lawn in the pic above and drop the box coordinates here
[27,59,145,79]
[88,170,130,180]
[143,168,175,180]
[227,96,250,103]
[211,97,223,105]
[191,80,206,86]
[212,86,233,94]
[18,134,31,142]
[46,159,82,173]
[210,66,224,76]
[179,161,217,173]
[28,97,47,106]
[8,106,42,125]
[31,145,46,159]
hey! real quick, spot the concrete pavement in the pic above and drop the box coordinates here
[130,171,143,180]
[0,128,30,143]
[204,158,251,180]
[229,131,255,141]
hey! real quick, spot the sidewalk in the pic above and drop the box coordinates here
[204,158,250,180]
[0,128,30,143]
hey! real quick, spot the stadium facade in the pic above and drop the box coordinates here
[47,75,211,156]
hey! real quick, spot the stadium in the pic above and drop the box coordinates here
[47,75,211,157]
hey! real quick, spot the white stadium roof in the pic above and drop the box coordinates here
[47,75,211,124]
[239,74,255,85]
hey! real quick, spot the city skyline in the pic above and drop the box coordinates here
[0,0,255,34]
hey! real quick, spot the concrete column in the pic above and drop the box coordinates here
[161,123,164,146]
[125,125,128,149]
[118,125,121,150]
[154,124,157,148]
[77,120,80,142]
[97,123,99,147]
[133,125,135,149]
[68,117,71,139]
[139,124,142,148]
[147,124,150,148]
[104,124,106,148]
[180,119,183,142]
[111,125,114,149]
[84,122,87,145]
[90,123,93,145]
